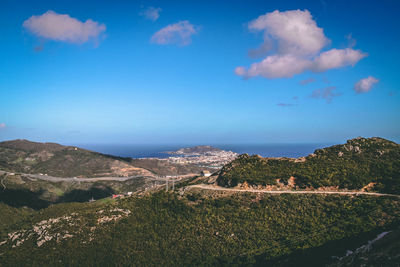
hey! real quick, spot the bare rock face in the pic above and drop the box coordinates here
[0,208,132,249]
[287,176,296,187]
[241,181,249,190]
[294,157,306,162]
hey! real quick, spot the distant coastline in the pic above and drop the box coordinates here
[74,143,333,159]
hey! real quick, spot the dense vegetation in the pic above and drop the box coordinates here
[1,191,399,266]
[217,137,400,194]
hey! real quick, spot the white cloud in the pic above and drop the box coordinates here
[243,54,312,79]
[312,48,367,72]
[0,123,6,129]
[354,76,379,93]
[140,7,162,21]
[23,10,106,44]
[248,9,329,57]
[310,86,341,103]
[151,21,197,46]
[236,10,366,79]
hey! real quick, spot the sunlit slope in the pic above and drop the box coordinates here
[0,139,152,178]
[217,137,400,194]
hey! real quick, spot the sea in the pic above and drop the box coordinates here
[76,143,334,159]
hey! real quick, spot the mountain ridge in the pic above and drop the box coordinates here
[217,137,400,194]
[0,139,152,178]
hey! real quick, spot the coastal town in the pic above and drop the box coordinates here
[163,146,238,168]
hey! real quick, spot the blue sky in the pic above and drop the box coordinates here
[0,0,399,144]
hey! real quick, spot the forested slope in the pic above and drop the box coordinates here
[1,191,399,266]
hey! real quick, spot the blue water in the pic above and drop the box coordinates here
[76,143,333,159]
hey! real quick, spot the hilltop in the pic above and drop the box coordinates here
[217,137,400,194]
[0,139,152,178]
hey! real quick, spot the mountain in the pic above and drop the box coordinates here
[0,140,220,208]
[217,137,400,194]
[0,139,152,178]
[167,145,223,155]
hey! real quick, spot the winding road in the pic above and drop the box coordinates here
[186,184,400,198]
[0,170,193,183]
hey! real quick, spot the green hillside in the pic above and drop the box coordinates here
[217,137,400,194]
[1,191,399,266]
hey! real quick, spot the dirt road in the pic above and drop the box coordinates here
[187,184,400,198]
[0,170,194,183]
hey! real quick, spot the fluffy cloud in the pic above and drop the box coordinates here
[0,123,6,129]
[248,9,329,57]
[243,54,312,79]
[23,11,106,44]
[310,86,341,103]
[140,7,162,21]
[236,10,366,79]
[151,21,197,46]
[312,48,367,72]
[354,76,379,93]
